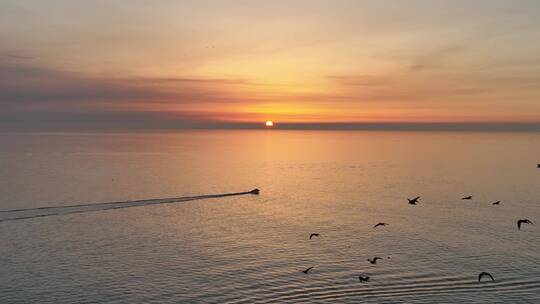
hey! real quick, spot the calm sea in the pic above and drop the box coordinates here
[1,130,539,303]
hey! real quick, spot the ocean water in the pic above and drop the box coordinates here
[0,130,539,303]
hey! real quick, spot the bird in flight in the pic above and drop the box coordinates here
[461,196,473,200]
[309,233,320,239]
[358,275,370,282]
[367,257,383,264]
[373,222,388,228]
[517,219,533,230]
[408,196,420,205]
[492,201,501,205]
[478,272,495,282]
[302,266,315,274]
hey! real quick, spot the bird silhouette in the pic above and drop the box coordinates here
[367,257,382,264]
[309,233,320,239]
[478,272,495,282]
[492,201,501,205]
[302,266,315,274]
[373,223,388,228]
[358,275,370,282]
[517,219,533,230]
[408,196,420,205]
[373,222,388,228]
[462,196,473,200]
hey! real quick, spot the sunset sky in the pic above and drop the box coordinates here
[1,0,540,130]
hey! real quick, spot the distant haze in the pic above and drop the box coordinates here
[1,0,540,131]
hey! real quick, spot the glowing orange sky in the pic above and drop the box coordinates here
[1,0,540,129]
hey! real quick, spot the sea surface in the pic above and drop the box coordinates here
[0,130,539,303]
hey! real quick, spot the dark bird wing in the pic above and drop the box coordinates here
[303,266,314,273]
[373,223,387,228]
[478,272,494,282]
[358,276,370,282]
[518,219,533,229]
[462,196,472,200]
[492,201,500,205]
[309,233,320,239]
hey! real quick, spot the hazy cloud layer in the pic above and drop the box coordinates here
[1,0,540,130]
[0,64,255,105]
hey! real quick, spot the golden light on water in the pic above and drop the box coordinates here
[265,120,274,127]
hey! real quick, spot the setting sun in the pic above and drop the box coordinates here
[265,120,274,127]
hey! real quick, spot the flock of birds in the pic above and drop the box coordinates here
[301,191,535,284]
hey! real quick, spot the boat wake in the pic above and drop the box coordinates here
[0,189,260,223]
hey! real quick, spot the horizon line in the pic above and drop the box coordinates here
[2,122,540,132]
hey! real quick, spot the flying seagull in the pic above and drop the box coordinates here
[302,266,315,274]
[492,201,501,205]
[358,275,370,282]
[367,257,383,264]
[462,196,473,200]
[373,222,388,228]
[408,196,420,205]
[478,272,495,282]
[309,233,320,239]
[517,219,533,230]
